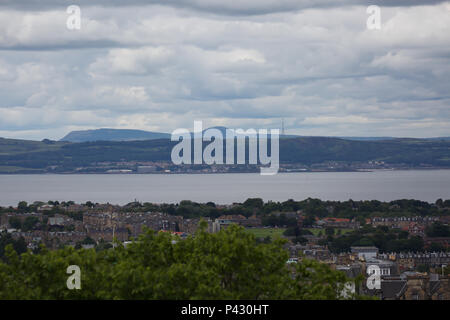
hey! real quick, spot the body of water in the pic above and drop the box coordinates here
[0,170,449,206]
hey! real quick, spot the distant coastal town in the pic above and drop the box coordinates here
[3,160,444,175]
[65,160,445,174]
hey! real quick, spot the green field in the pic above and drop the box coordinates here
[246,228,286,239]
[0,137,67,156]
[306,228,354,236]
[245,227,354,239]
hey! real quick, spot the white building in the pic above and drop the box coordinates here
[351,246,379,260]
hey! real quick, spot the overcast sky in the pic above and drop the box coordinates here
[0,0,449,140]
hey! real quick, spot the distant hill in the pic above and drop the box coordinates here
[59,127,450,143]
[424,137,450,141]
[199,126,300,139]
[60,128,171,142]
[60,127,303,142]
[337,136,450,141]
[337,137,397,141]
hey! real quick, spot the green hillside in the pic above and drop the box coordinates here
[0,136,449,173]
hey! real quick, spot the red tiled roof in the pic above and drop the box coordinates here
[159,230,186,236]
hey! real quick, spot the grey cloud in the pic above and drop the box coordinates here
[1,0,448,15]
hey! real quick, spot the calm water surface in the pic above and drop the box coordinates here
[0,170,449,206]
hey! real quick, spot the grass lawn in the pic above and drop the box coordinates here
[246,227,286,239]
[306,228,354,236]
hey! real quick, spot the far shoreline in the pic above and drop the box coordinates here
[1,167,450,175]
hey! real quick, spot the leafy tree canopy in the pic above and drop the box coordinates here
[0,224,363,300]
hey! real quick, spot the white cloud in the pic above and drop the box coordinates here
[90,47,175,75]
[0,2,449,139]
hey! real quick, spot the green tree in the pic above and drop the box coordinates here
[428,242,445,252]
[243,198,264,209]
[426,222,450,237]
[17,201,28,212]
[293,236,308,245]
[398,230,409,240]
[8,217,22,230]
[302,215,316,228]
[22,216,39,232]
[443,265,450,276]
[325,227,335,236]
[283,226,300,237]
[417,264,429,273]
[0,232,27,259]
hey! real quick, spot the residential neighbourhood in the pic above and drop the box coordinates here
[1,199,449,300]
